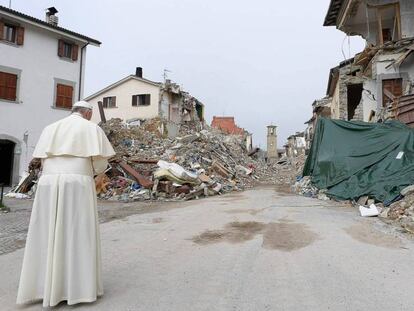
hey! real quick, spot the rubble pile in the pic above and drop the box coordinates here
[379,186,414,233]
[271,155,311,194]
[292,176,320,198]
[95,118,278,202]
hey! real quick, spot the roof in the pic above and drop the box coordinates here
[323,0,345,26]
[339,57,354,68]
[0,5,101,45]
[85,75,162,100]
[326,66,339,96]
[211,116,244,135]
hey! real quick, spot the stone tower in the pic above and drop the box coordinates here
[267,125,278,163]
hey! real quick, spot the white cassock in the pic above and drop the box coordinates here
[16,113,115,307]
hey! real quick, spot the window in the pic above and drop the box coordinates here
[382,78,402,107]
[58,39,79,61]
[3,24,16,43]
[370,3,401,45]
[63,42,72,58]
[0,71,17,101]
[132,94,151,106]
[0,22,24,45]
[55,83,73,109]
[103,96,116,108]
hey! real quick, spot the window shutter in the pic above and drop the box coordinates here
[16,27,24,45]
[66,85,73,108]
[113,96,116,107]
[132,95,137,106]
[0,22,4,40]
[72,44,79,61]
[0,72,17,101]
[7,74,17,101]
[58,39,64,57]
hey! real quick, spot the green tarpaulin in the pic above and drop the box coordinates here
[303,118,414,203]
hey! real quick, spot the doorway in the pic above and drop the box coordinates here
[347,83,363,120]
[0,140,15,186]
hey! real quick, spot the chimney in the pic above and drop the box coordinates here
[45,7,59,26]
[135,67,143,78]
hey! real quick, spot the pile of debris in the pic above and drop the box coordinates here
[379,186,414,233]
[292,176,320,198]
[96,118,280,201]
[10,118,281,202]
[271,154,309,193]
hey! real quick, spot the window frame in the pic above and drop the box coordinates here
[62,42,73,59]
[132,94,151,107]
[0,70,18,102]
[3,23,16,43]
[53,78,76,110]
[58,39,79,61]
[103,96,117,108]
[0,66,21,103]
[55,83,74,109]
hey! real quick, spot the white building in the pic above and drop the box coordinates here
[86,68,162,124]
[0,6,100,186]
[86,67,205,127]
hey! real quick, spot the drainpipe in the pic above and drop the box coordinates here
[78,42,89,100]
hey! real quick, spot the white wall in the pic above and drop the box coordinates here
[362,79,377,121]
[343,0,414,44]
[89,78,161,123]
[401,0,414,39]
[0,19,87,183]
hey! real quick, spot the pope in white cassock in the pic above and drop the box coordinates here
[16,100,115,307]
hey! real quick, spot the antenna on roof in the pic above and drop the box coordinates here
[163,69,171,83]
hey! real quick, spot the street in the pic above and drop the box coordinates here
[1,186,414,310]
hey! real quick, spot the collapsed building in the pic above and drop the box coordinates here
[321,0,414,126]
[211,116,253,152]
[294,0,414,233]
[284,132,306,158]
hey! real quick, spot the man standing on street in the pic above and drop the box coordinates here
[16,101,115,307]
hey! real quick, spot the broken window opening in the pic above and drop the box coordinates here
[195,103,204,121]
[370,3,401,45]
[347,83,363,121]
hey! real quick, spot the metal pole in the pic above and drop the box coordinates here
[9,0,11,8]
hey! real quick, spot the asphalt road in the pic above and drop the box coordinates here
[1,187,414,310]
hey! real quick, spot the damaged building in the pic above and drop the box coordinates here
[211,116,253,152]
[284,132,306,158]
[323,0,414,126]
[160,79,204,126]
[86,67,205,134]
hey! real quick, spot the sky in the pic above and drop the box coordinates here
[3,0,365,148]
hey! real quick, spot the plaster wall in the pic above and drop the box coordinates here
[89,78,160,123]
[0,20,86,184]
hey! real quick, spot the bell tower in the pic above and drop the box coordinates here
[267,125,278,163]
